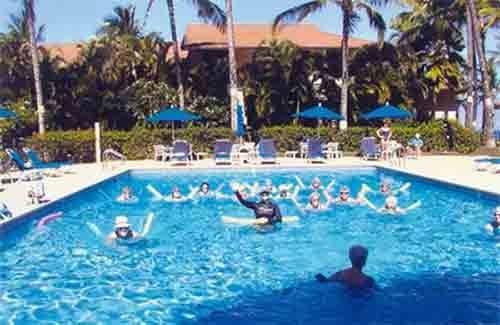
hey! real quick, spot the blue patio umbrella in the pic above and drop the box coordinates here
[361,103,412,120]
[147,107,202,139]
[0,106,17,119]
[234,104,246,138]
[293,103,344,135]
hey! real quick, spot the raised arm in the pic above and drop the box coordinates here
[394,182,411,195]
[325,179,336,191]
[323,190,335,207]
[235,191,257,210]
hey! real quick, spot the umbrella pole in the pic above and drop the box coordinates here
[171,121,175,141]
[317,119,321,137]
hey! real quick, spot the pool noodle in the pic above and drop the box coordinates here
[222,216,299,225]
[36,212,63,230]
[405,200,421,211]
[146,185,164,200]
[141,213,155,237]
[87,222,103,237]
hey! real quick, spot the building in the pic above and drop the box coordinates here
[181,23,371,67]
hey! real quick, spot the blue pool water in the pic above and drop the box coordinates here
[0,167,499,324]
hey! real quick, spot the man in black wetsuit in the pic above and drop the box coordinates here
[235,189,282,225]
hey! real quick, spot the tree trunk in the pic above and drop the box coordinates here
[27,0,45,134]
[166,0,185,108]
[340,10,350,129]
[464,3,475,129]
[225,0,239,129]
[466,0,496,148]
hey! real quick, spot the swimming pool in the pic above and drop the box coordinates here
[0,167,498,324]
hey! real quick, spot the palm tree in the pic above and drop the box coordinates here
[273,0,386,128]
[224,0,239,129]
[98,5,141,37]
[466,0,496,148]
[144,0,225,109]
[26,0,45,134]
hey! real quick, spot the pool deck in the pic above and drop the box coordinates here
[0,155,499,228]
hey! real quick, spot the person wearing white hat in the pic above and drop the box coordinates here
[485,207,500,233]
[106,216,139,243]
[316,245,375,289]
[363,195,421,215]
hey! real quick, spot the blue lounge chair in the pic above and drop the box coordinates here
[306,138,325,163]
[214,139,233,165]
[5,149,31,171]
[23,148,69,169]
[256,139,277,164]
[170,140,192,165]
[360,137,380,160]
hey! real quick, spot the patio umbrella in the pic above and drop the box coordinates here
[234,104,246,140]
[147,106,202,140]
[293,103,344,135]
[0,106,17,119]
[361,103,412,120]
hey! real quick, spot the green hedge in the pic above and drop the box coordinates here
[25,121,480,163]
[259,120,479,154]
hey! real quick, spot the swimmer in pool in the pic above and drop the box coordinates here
[293,191,332,212]
[117,186,136,202]
[330,186,366,205]
[316,245,375,289]
[189,182,227,199]
[234,188,282,225]
[274,184,300,200]
[485,207,500,233]
[295,176,335,192]
[364,195,421,214]
[106,216,140,243]
[361,181,411,196]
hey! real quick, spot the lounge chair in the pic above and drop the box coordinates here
[256,139,277,164]
[23,148,69,169]
[306,138,326,163]
[323,142,343,159]
[214,139,234,165]
[5,149,30,171]
[360,137,380,160]
[153,145,170,161]
[170,140,192,165]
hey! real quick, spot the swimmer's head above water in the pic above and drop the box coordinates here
[339,186,350,201]
[311,177,321,190]
[385,196,398,210]
[171,186,182,199]
[493,207,500,222]
[380,181,391,193]
[259,190,271,203]
[349,245,369,270]
[114,216,133,239]
[199,182,210,194]
[309,192,322,208]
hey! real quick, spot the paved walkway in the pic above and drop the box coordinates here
[0,156,498,228]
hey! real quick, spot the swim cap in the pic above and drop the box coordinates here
[495,207,500,214]
[386,196,398,206]
[349,245,368,268]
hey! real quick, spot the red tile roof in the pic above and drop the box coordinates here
[41,43,83,63]
[182,23,371,49]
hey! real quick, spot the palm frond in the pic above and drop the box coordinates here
[273,0,328,32]
[355,1,386,44]
[189,0,227,31]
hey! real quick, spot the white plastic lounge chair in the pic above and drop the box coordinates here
[153,145,170,161]
[323,142,343,159]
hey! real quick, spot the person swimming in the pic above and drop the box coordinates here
[275,184,300,200]
[331,186,366,205]
[361,181,411,196]
[189,182,227,199]
[106,216,139,243]
[316,245,375,289]
[234,188,282,225]
[295,176,335,192]
[364,195,421,215]
[485,207,500,233]
[116,186,137,202]
[105,214,155,244]
[294,191,332,212]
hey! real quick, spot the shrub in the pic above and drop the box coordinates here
[26,126,235,162]
[25,121,480,163]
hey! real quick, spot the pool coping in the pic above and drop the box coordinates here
[1,161,498,232]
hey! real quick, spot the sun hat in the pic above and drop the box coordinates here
[495,206,500,214]
[259,190,271,196]
[115,216,130,228]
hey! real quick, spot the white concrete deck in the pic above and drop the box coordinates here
[0,156,498,229]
